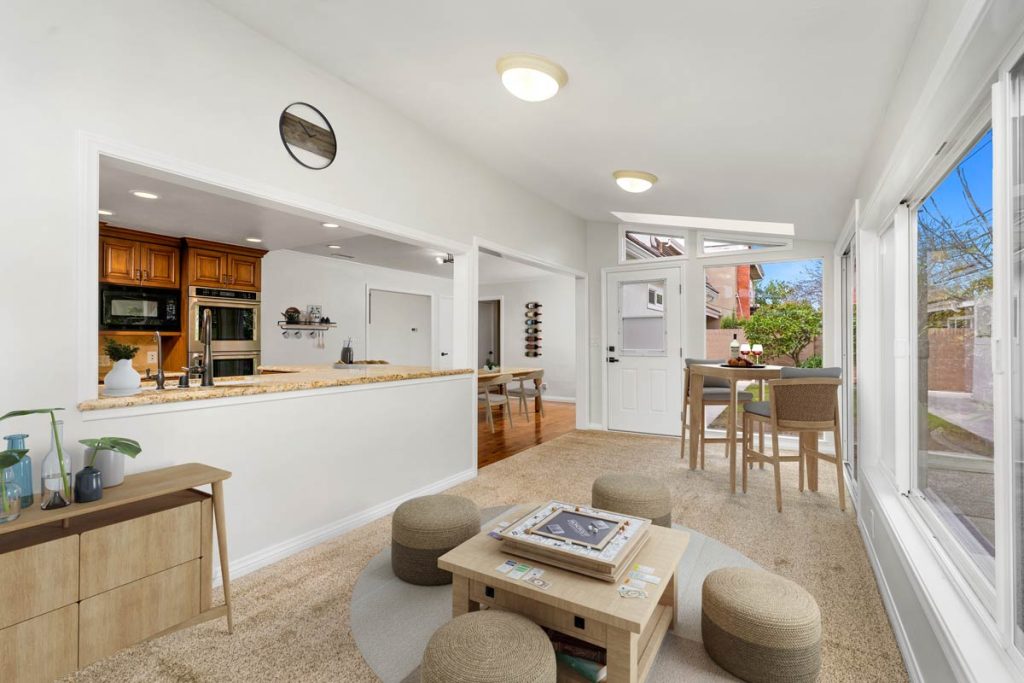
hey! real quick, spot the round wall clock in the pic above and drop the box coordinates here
[279,102,337,169]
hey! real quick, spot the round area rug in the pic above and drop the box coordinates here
[351,506,758,682]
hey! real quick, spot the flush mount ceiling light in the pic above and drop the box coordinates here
[322,222,339,228]
[435,253,455,265]
[496,53,567,102]
[613,170,658,194]
[245,237,263,243]
[130,190,159,200]
[328,244,342,249]
[98,209,114,216]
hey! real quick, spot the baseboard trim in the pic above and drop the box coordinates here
[542,395,575,403]
[857,514,925,683]
[214,467,478,585]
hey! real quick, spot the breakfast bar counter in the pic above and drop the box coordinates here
[78,364,473,411]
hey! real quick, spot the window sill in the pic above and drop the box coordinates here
[860,464,1021,682]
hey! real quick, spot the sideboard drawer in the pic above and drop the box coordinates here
[79,559,200,667]
[79,496,201,598]
[0,530,79,629]
[0,604,78,683]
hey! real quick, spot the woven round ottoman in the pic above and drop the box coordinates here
[421,610,556,683]
[592,473,673,527]
[391,494,479,586]
[702,567,821,683]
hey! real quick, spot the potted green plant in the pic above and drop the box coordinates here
[102,338,141,396]
[0,448,27,522]
[78,437,142,494]
[0,408,71,510]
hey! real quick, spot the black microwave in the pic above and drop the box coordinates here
[99,284,181,332]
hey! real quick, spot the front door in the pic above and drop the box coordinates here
[606,268,682,435]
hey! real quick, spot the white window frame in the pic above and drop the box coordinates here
[904,104,998,615]
[618,224,690,264]
[696,231,793,258]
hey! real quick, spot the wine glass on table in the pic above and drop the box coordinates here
[751,343,764,365]
[739,343,750,362]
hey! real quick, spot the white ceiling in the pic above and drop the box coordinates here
[211,0,926,241]
[99,157,455,277]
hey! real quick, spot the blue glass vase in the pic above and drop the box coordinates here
[3,434,33,508]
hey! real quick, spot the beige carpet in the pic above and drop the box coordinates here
[65,430,907,682]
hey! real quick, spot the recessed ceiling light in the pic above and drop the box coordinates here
[322,222,339,228]
[245,237,263,243]
[496,54,567,102]
[131,190,159,200]
[613,171,658,193]
[328,245,342,249]
[98,209,114,216]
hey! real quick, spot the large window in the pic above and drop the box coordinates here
[913,129,995,579]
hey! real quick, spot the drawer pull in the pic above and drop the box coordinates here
[485,585,495,599]
[574,615,586,630]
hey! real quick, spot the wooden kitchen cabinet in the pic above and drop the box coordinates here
[184,238,266,291]
[99,225,180,289]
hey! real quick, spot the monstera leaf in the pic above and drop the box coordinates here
[79,437,142,459]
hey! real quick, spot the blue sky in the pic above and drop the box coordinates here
[760,259,817,284]
[921,129,992,234]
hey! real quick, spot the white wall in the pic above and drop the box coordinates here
[261,250,452,366]
[0,0,586,587]
[479,276,576,400]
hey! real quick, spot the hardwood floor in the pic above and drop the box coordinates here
[477,400,576,468]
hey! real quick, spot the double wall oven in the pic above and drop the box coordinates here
[188,287,261,377]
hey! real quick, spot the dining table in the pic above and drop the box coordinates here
[476,367,543,412]
[687,363,822,494]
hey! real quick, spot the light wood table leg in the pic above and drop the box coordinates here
[211,480,233,634]
[533,377,543,415]
[688,378,703,470]
[728,379,738,493]
[606,626,639,683]
[451,575,478,617]
[801,431,819,492]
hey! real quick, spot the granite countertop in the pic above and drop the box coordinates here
[79,364,474,411]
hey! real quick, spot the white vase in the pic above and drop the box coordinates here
[104,359,141,396]
[91,448,125,488]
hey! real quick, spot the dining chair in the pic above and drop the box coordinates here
[478,373,514,433]
[741,367,844,512]
[506,370,545,422]
[682,358,754,469]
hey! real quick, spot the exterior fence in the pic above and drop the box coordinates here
[705,329,822,366]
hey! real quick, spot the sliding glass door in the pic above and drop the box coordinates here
[1009,54,1024,653]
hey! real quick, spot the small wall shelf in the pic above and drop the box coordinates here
[277,321,337,331]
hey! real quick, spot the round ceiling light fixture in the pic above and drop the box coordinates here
[496,53,567,102]
[613,170,658,193]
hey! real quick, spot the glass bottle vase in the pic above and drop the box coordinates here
[40,420,72,510]
[3,433,33,507]
[0,467,22,523]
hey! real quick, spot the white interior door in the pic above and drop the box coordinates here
[438,296,453,369]
[606,268,682,435]
[367,289,432,366]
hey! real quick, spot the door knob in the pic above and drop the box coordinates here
[607,357,620,363]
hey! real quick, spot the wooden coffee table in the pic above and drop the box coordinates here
[438,505,689,683]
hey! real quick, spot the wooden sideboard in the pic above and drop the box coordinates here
[0,464,232,683]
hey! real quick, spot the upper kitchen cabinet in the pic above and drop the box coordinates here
[99,225,180,289]
[184,239,266,291]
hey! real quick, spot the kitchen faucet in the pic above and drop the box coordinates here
[201,308,214,387]
[153,331,165,390]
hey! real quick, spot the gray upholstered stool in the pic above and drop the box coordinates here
[391,494,479,586]
[592,473,673,527]
[421,610,556,683]
[702,567,821,683]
